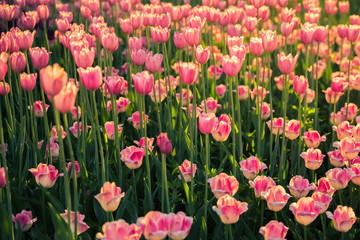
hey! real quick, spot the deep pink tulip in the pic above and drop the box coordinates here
[180,62,198,85]
[103,75,126,95]
[261,30,277,53]
[338,1,350,14]
[265,186,291,212]
[316,177,336,196]
[312,191,332,214]
[104,121,123,140]
[29,47,49,70]
[300,23,316,45]
[281,22,295,37]
[198,113,216,134]
[326,206,356,232]
[21,12,38,30]
[326,168,354,190]
[337,24,348,39]
[100,31,118,53]
[174,31,187,50]
[130,48,146,66]
[249,175,276,199]
[289,197,321,226]
[240,156,267,180]
[0,82,9,96]
[178,159,197,182]
[16,30,35,51]
[0,52,8,80]
[314,25,328,42]
[195,45,211,64]
[259,220,288,240]
[137,211,169,240]
[145,52,163,73]
[302,130,326,148]
[67,161,80,179]
[29,163,63,188]
[267,117,284,135]
[119,18,133,35]
[288,176,316,199]
[347,25,360,42]
[54,82,77,113]
[12,210,37,231]
[10,51,26,73]
[222,55,243,77]
[132,71,154,96]
[78,66,103,91]
[216,84,226,98]
[130,11,143,29]
[208,173,239,199]
[250,37,264,56]
[69,122,91,138]
[277,51,299,75]
[157,132,173,155]
[128,111,149,130]
[151,26,170,43]
[168,212,193,240]
[293,75,309,95]
[60,210,89,235]
[96,220,142,240]
[212,195,248,224]
[95,182,125,212]
[184,27,201,47]
[20,72,37,92]
[120,145,145,169]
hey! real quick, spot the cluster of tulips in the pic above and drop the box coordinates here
[1,0,360,239]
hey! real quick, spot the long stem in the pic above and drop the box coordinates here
[42,20,50,52]
[204,133,210,239]
[278,74,288,183]
[234,74,243,163]
[187,84,194,216]
[304,225,307,240]
[314,43,320,130]
[112,95,122,187]
[229,77,237,178]
[162,153,170,213]
[142,94,152,209]
[345,44,352,120]
[256,57,261,158]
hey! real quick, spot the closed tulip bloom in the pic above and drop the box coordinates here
[120,145,145,169]
[351,163,360,185]
[10,51,26,73]
[119,18,133,35]
[96,220,142,240]
[67,161,81,179]
[73,48,95,69]
[316,177,336,196]
[312,191,332,214]
[36,5,49,20]
[0,167,5,188]
[331,77,348,93]
[167,212,193,240]
[302,130,326,148]
[222,55,242,77]
[20,73,37,92]
[201,97,220,113]
[180,62,198,85]
[21,12,38,30]
[347,25,360,42]
[16,30,35,51]
[53,82,77,113]
[338,1,349,14]
[249,175,276,199]
[326,168,354,190]
[184,27,201,47]
[69,122,91,138]
[244,16,259,32]
[145,52,163,73]
[130,11,143,29]
[100,31,118,53]
[340,103,358,121]
[314,25,328,42]
[288,176,316,199]
[198,113,216,134]
[326,206,356,232]
[174,31,187,50]
[132,71,154,95]
[250,37,264,56]
[337,24,348,39]
[195,45,211,64]
[95,182,125,212]
[29,163,63,188]
[151,26,170,43]
[259,220,288,240]
[40,63,67,96]
[157,132,173,154]
[212,114,232,142]
[208,173,239,199]
[128,37,143,50]
[290,197,321,226]
[12,210,37,232]
[281,22,295,37]
[293,75,309,95]
[103,75,126,95]
[240,156,267,180]
[261,30,277,53]
[336,137,360,160]
[300,23,315,45]
[285,119,300,140]
[55,18,70,32]
[130,48,146,66]
[300,148,325,170]
[227,36,244,48]
[237,85,249,100]
[156,13,171,28]
[60,210,89,236]
[213,195,248,224]
[104,121,123,140]
[267,117,284,135]
[277,51,299,75]
[29,47,49,70]
[78,66,102,91]
[0,52,8,80]
[216,84,226,98]
[178,159,197,182]
[229,45,246,62]
[265,186,291,212]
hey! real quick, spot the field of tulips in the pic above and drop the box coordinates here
[2,0,360,239]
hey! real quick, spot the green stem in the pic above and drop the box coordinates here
[345,44,352,120]
[234,74,243,163]
[142,94,152,209]
[278,74,288,183]
[314,44,320,130]
[162,154,170,213]
[304,225,307,240]
[42,20,50,52]
[321,214,326,240]
[229,77,237,178]
[112,95,122,187]
[204,134,210,239]
[260,200,265,227]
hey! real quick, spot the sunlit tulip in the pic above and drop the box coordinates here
[208,173,239,199]
[95,182,125,212]
[137,211,169,240]
[29,163,63,188]
[120,145,145,169]
[249,175,276,199]
[326,206,356,232]
[212,195,248,224]
[96,220,142,240]
[259,220,288,240]
[265,185,291,212]
[289,197,321,225]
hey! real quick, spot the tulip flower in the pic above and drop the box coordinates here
[290,197,321,225]
[157,133,173,155]
[67,161,80,179]
[54,81,78,113]
[128,111,149,130]
[9,51,26,73]
[312,191,332,214]
[0,167,6,188]
[20,73,37,92]
[132,71,154,95]
[40,63,68,96]
[95,182,125,212]
[326,206,356,232]
[78,66,103,91]
[288,176,316,199]
[212,114,232,142]
[137,211,169,240]
[212,195,248,224]
[326,168,354,190]
[168,212,193,240]
[145,52,163,73]
[180,62,198,85]
[120,145,145,169]
[198,113,216,134]
[240,156,267,180]
[29,47,50,70]
[31,101,49,118]
[277,51,299,75]
[60,210,89,235]
[178,159,197,182]
[12,210,37,231]
[96,219,142,240]
[208,173,239,199]
[259,220,288,240]
[264,185,291,212]
[29,163,63,188]
[302,130,326,148]
[249,176,276,199]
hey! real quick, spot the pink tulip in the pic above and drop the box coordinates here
[198,113,216,134]
[222,55,242,77]
[326,206,356,232]
[151,26,170,43]
[29,47,49,70]
[168,212,193,240]
[16,30,35,50]
[212,195,248,224]
[137,211,169,240]
[337,24,348,39]
[285,119,300,140]
[265,185,291,212]
[145,52,163,73]
[249,175,276,199]
[12,210,37,231]
[184,27,201,47]
[229,45,246,62]
[132,71,154,96]
[31,101,49,118]
[347,25,360,42]
[288,176,316,199]
[261,30,277,53]
[244,16,259,32]
[240,156,267,180]
[326,168,354,190]
[195,45,211,64]
[277,51,299,75]
[314,25,328,42]
[267,117,284,135]
[208,173,239,199]
[259,220,288,240]
[237,85,249,101]
[212,114,231,142]
[120,145,145,169]
[128,111,149,130]
[340,103,358,121]
[338,1,350,14]
[130,11,143,29]
[10,51,26,73]
[300,148,325,170]
[174,31,187,50]
[293,75,309,95]
[20,72,37,92]
[0,167,5,188]
[289,197,321,225]
[104,121,123,140]
[227,36,244,48]
[302,130,326,148]
[300,23,315,45]
[60,210,89,235]
[67,161,80,179]
[201,97,220,114]
[216,84,226,98]
[178,159,197,182]
[250,37,264,56]
[336,137,360,160]
[51,125,67,141]
[119,18,133,35]
[328,149,347,168]
[96,219,142,240]
[72,48,95,69]
[134,137,155,154]
[78,66,103,91]
[95,182,125,212]
[103,75,126,95]
[131,48,146,66]
[312,191,333,214]
[54,81,77,113]
[333,121,354,140]
[180,62,198,85]
[281,22,295,37]
[316,177,336,196]
[29,163,63,188]
[157,132,173,155]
